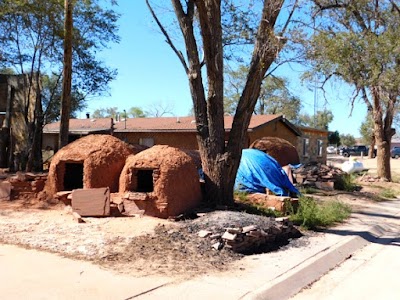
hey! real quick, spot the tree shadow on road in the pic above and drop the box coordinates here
[323,226,400,246]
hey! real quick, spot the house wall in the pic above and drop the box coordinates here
[43,133,58,151]
[248,121,299,147]
[298,128,328,164]
[114,131,199,150]
[115,121,299,151]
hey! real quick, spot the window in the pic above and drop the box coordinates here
[303,138,309,156]
[317,140,323,156]
[139,137,154,147]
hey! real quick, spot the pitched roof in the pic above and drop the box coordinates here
[298,126,329,135]
[43,114,301,135]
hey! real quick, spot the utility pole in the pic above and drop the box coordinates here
[59,0,74,149]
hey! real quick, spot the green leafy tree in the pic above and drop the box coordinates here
[328,130,340,146]
[360,114,376,157]
[147,0,300,205]
[42,74,86,124]
[0,0,119,170]
[224,65,302,122]
[306,0,400,180]
[297,109,333,130]
[340,134,356,147]
[129,107,147,118]
[92,107,119,118]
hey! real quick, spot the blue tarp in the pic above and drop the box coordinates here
[235,149,300,196]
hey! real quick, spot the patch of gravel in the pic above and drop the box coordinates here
[0,208,302,278]
[184,210,277,232]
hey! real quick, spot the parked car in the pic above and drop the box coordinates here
[340,145,372,157]
[326,146,337,154]
[391,147,400,159]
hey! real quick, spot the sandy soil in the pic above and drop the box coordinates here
[1,155,400,279]
[0,202,302,278]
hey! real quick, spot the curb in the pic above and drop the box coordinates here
[242,230,376,300]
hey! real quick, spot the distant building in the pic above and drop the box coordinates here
[298,127,329,164]
[43,114,328,164]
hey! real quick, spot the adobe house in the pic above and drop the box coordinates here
[44,135,133,196]
[298,127,329,164]
[43,114,302,153]
[0,74,38,169]
[119,145,202,218]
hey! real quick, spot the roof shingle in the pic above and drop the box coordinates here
[43,114,297,134]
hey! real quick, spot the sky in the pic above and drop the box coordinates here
[85,1,368,137]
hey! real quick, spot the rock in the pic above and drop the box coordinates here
[198,230,212,238]
[212,241,224,250]
[72,212,85,223]
[222,231,237,241]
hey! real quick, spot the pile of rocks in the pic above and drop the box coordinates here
[0,172,47,201]
[198,217,300,253]
[292,162,345,190]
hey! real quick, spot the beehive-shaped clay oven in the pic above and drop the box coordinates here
[45,135,133,195]
[119,145,202,218]
[250,137,300,166]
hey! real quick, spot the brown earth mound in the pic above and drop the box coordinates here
[250,137,300,166]
[183,149,202,170]
[119,145,202,218]
[44,134,133,196]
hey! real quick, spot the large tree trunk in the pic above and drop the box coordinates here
[26,76,43,172]
[371,86,394,181]
[59,0,74,149]
[0,85,12,167]
[164,0,286,205]
[0,128,10,168]
[368,137,375,158]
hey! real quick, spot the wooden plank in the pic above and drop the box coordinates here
[71,187,110,217]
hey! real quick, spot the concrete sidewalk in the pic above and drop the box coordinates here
[1,199,399,300]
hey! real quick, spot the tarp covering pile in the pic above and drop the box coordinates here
[235,149,299,196]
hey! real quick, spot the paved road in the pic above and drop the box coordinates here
[0,244,171,300]
[291,199,400,300]
[291,238,400,300]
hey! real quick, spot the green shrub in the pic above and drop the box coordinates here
[290,196,351,230]
[299,186,319,194]
[335,173,358,191]
[379,188,397,199]
[391,175,400,183]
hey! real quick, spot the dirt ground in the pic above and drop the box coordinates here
[1,155,400,279]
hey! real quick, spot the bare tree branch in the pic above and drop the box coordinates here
[279,0,299,36]
[146,0,188,73]
[313,0,347,13]
[390,0,400,14]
